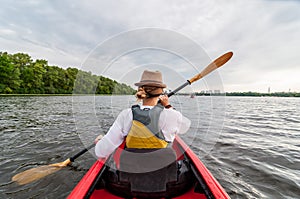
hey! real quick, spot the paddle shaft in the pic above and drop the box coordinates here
[69,143,95,162]
[167,81,190,97]
[167,52,233,97]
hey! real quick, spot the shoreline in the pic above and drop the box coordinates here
[1,93,299,97]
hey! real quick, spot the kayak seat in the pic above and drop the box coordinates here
[104,148,194,198]
[119,148,177,193]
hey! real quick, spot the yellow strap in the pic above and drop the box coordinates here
[126,120,168,148]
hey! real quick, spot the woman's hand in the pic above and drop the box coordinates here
[94,134,104,144]
[159,95,170,108]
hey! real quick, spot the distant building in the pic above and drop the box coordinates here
[214,90,221,94]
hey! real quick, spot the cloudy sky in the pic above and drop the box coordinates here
[1,0,300,92]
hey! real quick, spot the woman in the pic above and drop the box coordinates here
[95,70,190,158]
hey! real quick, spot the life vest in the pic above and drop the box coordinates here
[125,104,169,148]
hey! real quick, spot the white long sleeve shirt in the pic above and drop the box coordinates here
[95,105,191,158]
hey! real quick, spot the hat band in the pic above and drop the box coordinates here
[139,80,163,83]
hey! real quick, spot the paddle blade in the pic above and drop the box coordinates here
[12,159,71,185]
[189,51,233,83]
[12,165,62,185]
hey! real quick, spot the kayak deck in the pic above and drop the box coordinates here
[68,136,229,199]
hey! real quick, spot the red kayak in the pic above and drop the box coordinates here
[68,136,230,199]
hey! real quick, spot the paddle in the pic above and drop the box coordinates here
[12,143,95,185]
[12,51,233,185]
[167,51,233,97]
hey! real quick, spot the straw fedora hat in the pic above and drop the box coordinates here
[134,70,166,88]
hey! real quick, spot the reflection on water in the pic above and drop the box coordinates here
[0,96,299,198]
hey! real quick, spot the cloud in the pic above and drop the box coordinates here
[0,0,299,92]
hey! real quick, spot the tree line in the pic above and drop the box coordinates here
[0,52,135,95]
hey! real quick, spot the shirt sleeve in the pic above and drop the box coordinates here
[177,112,191,134]
[159,109,191,142]
[95,109,132,158]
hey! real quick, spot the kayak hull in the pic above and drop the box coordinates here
[68,136,229,199]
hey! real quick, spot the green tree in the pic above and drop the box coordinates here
[65,67,78,93]
[0,52,21,93]
[73,71,98,94]
[31,59,47,93]
[43,65,60,94]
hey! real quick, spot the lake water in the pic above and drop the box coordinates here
[0,95,299,199]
